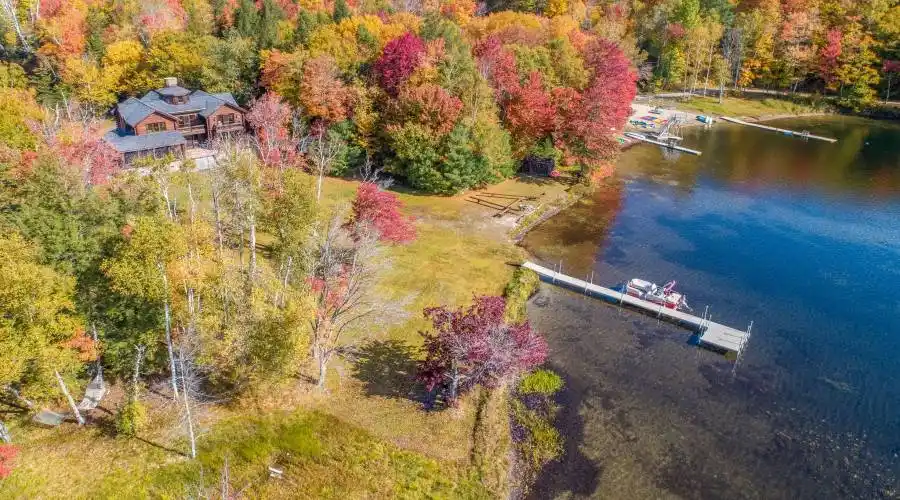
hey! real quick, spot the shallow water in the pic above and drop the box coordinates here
[523,116,900,499]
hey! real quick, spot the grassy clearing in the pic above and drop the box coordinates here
[1,406,488,498]
[3,174,561,498]
[671,95,828,119]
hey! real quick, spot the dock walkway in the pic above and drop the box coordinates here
[720,116,837,143]
[624,132,703,155]
[523,261,752,355]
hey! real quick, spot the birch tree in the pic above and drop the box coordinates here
[263,169,317,308]
[308,213,389,389]
[102,216,187,399]
[218,146,264,281]
[0,0,32,53]
[308,128,345,202]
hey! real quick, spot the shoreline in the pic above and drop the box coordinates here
[522,108,834,239]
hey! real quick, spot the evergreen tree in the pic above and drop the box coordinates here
[295,10,332,47]
[85,6,111,60]
[234,0,260,39]
[258,0,284,50]
[333,0,350,23]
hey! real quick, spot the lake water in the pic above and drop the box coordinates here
[522,116,900,499]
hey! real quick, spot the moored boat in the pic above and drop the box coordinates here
[626,278,691,311]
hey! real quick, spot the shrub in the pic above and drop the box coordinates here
[115,399,149,437]
[511,399,562,471]
[518,369,563,396]
[504,267,540,323]
[0,444,19,479]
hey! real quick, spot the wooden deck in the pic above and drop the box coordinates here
[720,116,837,143]
[523,262,752,355]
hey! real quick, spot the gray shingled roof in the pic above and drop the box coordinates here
[156,85,191,97]
[117,97,177,128]
[137,89,245,117]
[103,130,186,153]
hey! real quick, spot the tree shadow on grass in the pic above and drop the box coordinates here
[134,435,189,457]
[351,340,425,403]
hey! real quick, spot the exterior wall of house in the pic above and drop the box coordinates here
[205,105,246,137]
[122,144,185,167]
[134,113,177,135]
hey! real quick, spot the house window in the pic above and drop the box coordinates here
[218,114,237,126]
[177,113,201,128]
[146,122,166,133]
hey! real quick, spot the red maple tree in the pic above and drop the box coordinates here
[396,84,464,136]
[374,32,426,96]
[504,72,556,146]
[348,182,416,244]
[819,29,843,87]
[418,296,548,406]
[300,56,351,124]
[246,91,301,170]
[48,124,121,186]
[474,36,520,99]
[553,38,637,167]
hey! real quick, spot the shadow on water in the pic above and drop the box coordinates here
[527,362,601,499]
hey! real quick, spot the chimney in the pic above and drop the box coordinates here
[164,77,178,88]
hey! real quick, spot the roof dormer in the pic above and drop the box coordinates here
[157,77,191,105]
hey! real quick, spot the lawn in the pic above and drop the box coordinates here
[1,174,562,498]
[2,404,489,499]
[670,95,828,119]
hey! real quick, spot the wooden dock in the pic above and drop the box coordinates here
[720,116,837,143]
[522,261,752,356]
[624,132,703,155]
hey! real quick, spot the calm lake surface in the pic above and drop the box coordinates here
[522,116,900,499]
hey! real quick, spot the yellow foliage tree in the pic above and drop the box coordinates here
[63,58,120,110]
[545,0,569,18]
[102,40,154,96]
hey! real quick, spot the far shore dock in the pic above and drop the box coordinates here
[721,116,837,143]
[523,261,753,359]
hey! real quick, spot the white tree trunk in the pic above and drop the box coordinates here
[317,351,328,390]
[887,74,893,103]
[163,300,179,399]
[55,370,84,426]
[0,420,11,443]
[0,0,31,53]
[159,265,179,399]
[316,170,324,202]
[178,352,197,459]
[248,213,257,279]
[212,190,225,258]
[449,363,459,403]
[279,255,293,308]
[132,345,146,396]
